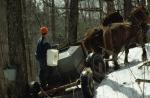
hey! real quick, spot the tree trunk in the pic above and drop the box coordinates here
[98,0,103,22]
[43,0,51,26]
[42,0,52,41]
[68,0,79,43]
[124,0,132,19]
[105,0,115,15]
[23,0,37,82]
[51,0,56,42]
[140,0,146,6]
[64,0,69,43]
[6,0,28,97]
[0,0,8,97]
[87,0,92,24]
[147,0,150,11]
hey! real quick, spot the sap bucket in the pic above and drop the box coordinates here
[47,49,59,66]
[3,68,16,81]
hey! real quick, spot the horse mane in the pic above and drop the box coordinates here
[83,26,104,52]
[102,11,123,27]
[129,6,148,25]
[84,26,101,39]
[131,6,146,14]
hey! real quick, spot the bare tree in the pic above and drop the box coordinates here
[105,0,115,15]
[87,0,92,23]
[68,0,79,43]
[0,0,8,97]
[51,0,56,42]
[98,0,103,22]
[24,0,39,82]
[43,0,51,26]
[124,0,132,19]
[147,0,150,11]
[140,0,146,6]
[6,0,28,97]
[64,0,69,42]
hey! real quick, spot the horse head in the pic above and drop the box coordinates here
[84,28,104,53]
[129,6,149,25]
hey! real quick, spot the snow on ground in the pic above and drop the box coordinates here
[94,43,150,98]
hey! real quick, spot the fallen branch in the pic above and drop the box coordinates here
[135,79,150,83]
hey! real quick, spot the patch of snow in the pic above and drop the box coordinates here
[95,43,150,98]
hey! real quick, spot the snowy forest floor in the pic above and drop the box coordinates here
[94,43,150,98]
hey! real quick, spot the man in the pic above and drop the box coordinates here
[36,26,50,69]
[35,26,60,88]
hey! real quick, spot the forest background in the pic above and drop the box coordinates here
[0,0,149,97]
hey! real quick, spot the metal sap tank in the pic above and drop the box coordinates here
[58,46,85,80]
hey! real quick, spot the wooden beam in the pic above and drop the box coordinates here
[38,79,80,97]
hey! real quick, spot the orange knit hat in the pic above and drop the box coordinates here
[40,26,48,34]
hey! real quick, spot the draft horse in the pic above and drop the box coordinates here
[84,11,124,54]
[84,6,149,70]
[124,6,150,63]
[84,11,124,70]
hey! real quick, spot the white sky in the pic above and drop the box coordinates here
[36,0,64,6]
[35,0,65,11]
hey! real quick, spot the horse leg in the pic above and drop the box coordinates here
[141,33,147,61]
[103,52,110,72]
[124,45,129,64]
[142,44,147,61]
[113,54,120,70]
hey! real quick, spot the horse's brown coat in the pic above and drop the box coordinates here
[83,6,149,70]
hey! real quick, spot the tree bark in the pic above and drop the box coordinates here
[0,0,8,97]
[23,0,38,82]
[140,0,146,6]
[51,0,56,42]
[124,0,132,19]
[68,0,79,43]
[6,0,28,97]
[105,0,115,15]
[64,0,69,43]
[87,0,92,23]
[147,0,150,11]
[98,0,103,22]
